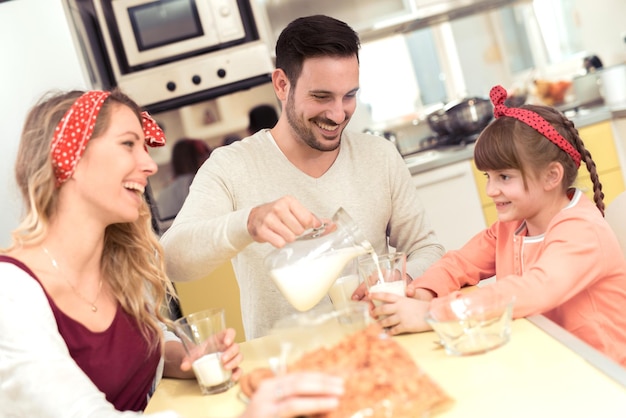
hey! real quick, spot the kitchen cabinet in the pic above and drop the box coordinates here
[576,120,625,205]
[174,262,245,343]
[471,160,497,226]
[411,159,486,251]
[612,116,626,184]
[471,119,625,225]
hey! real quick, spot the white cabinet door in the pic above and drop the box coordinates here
[411,159,486,251]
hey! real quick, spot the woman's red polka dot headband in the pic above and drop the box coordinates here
[50,90,166,187]
[490,85,581,168]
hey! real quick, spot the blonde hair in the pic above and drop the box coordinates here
[5,88,176,352]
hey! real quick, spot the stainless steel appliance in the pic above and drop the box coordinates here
[110,0,248,69]
[443,97,493,137]
[414,97,492,153]
[63,0,274,112]
[598,63,626,108]
[570,72,603,108]
[259,0,528,44]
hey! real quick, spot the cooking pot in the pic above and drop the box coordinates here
[426,108,455,136]
[444,97,493,136]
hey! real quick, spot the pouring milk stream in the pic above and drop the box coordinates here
[266,208,382,312]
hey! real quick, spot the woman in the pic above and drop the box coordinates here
[0,88,343,417]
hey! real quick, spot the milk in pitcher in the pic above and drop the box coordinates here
[271,246,371,311]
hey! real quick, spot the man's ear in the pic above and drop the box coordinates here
[272,68,290,101]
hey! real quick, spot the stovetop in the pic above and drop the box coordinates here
[402,132,480,156]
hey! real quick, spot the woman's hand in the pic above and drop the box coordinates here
[219,328,243,382]
[163,340,196,379]
[179,328,243,382]
[241,372,344,418]
[370,292,432,335]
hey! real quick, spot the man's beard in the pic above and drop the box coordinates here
[285,93,344,152]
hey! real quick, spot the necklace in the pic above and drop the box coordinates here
[42,246,103,313]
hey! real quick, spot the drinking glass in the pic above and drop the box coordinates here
[358,252,408,312]
[328,258,361,308]
[173,308,234,395]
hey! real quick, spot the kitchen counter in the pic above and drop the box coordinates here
[565,105,613,128]
[612,106,626,119]
[404,144,475,175]
[404,104,614,174]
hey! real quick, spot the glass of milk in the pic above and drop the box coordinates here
[328,274,361,308]
[358,252,408,315]
[173,308,234,395]
[328,259,361,308]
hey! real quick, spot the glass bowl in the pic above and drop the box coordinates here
[425,291,515,356]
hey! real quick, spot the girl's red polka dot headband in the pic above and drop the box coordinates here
[490,85,581,168]
[50,90,166,187]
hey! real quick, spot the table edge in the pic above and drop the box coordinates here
[527,314,626,387]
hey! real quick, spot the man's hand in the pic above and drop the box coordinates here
[247,196,322,248]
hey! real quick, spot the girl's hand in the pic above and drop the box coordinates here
[370,292,432,335]
[241,372,344,418]
[406,281,437,300]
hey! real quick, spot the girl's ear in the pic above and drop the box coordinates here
[544,161,564,191]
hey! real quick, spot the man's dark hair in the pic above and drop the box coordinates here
[275,15,360,86]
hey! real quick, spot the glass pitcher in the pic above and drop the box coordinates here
[265,207,374,312]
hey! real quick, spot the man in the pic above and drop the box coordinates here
[160,15,444,339]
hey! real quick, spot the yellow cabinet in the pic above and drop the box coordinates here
[174,262,246,343]
[471,120,625,225]
[575,121,625,205]
[471,161,498,226]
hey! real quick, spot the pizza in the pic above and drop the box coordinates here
[239,323,453,417]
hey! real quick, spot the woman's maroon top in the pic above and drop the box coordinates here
[1,255,161,411]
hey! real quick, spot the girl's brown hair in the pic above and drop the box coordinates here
[474,104,605,215]
[6,88,176,352]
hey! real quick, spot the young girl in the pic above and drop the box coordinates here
[373,85,626,366]
[0,89,344,417]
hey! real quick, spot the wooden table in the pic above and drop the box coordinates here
[146,316,626,417]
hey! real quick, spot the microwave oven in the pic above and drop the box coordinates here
[99,0,259,73]
[65,0,274,112]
